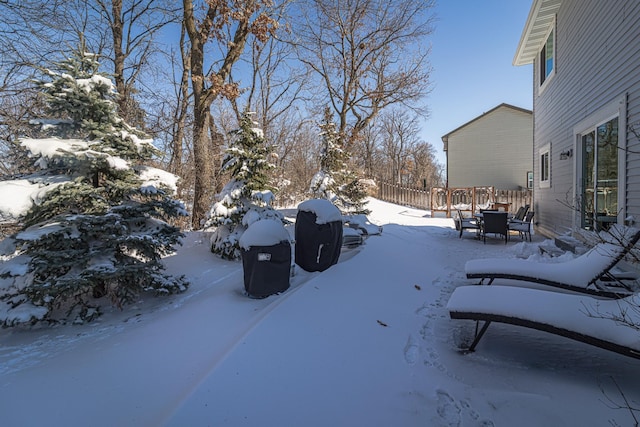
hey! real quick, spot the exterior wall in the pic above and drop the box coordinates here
[447,106,533,189]
[532,0,640,237]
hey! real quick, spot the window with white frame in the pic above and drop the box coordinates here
[579,117,619,230]
[573,95,626,231]
[539,22,555,89]
[539,144,550,188]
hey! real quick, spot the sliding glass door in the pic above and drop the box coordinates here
[580,117,618,230]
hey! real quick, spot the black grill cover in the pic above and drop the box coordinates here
[241,241,291,298]
[295,210,343,272]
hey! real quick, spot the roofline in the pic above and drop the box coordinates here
[513,0,562,66]
[441,103,532,143]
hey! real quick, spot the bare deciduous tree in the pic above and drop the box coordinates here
[409,141,444,189]
[0,1,77,173]
[183,0,278,229]
[352,109,442,188]
[381,109,421,184]
[90,0,180,127]
[293,0,435,146]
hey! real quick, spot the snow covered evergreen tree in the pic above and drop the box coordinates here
[205,112,283,260]
[310,107,370,215]
[309,107,343,200]
[0,45,188,326]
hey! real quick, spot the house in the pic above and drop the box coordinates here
[514,0,640,237]
[442,103,533,190]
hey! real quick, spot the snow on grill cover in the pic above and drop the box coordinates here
[295,199,343,272]
[239,219,292,299]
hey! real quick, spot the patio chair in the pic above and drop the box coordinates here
[455,209,480,238]
[512,206,525,221]
[447,285,640,359]
[480,211,508,244]
[509,211,535,241]
[513,204,529,221]
[465,227,640,299]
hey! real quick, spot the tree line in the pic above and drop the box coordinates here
[0,0,444,230]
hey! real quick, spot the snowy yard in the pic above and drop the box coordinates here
[1,198,639,426]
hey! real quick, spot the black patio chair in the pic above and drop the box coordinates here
[455,209,480,238]
[509,211,535,241]
[481,211,508,244]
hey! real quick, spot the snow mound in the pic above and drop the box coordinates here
[239,219,291,250]
[297,199,342,224]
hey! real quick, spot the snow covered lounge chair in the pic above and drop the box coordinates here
[343,214,383,236]
[342,226,364,248]
[465,228,640,299]
[447,285,640,359]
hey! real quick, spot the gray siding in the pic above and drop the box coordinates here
[533,0,640,237]
[447,106,533,189]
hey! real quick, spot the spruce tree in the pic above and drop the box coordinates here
[0,45,188,326]
[205,112,283,260]
[310,107,370,215]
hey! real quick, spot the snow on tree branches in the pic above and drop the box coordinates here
[205,112,284,260]
[0,46,188,327]
[310,107,370,215]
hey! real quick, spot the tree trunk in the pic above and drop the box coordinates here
[110,0,127,113]
[188,41,211,227]
[183,0,275,228]
[192,103,212,229]
[169,26,191,179]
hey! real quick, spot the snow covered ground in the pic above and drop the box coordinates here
[1,198,639,426]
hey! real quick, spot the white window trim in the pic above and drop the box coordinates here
[539,143,550,188]
[538,18,556,95]
[572,94,627,229]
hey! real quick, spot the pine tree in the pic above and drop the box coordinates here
[309,107,343,200]
[205,112,283,260]
[0,45,188,326]
[310,107,370,215]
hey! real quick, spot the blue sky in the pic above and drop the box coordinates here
[423,1,533,165]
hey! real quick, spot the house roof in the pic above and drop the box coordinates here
[513,0,562,66]
[441,103,532,148]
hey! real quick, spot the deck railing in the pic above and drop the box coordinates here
[377,182,532,218]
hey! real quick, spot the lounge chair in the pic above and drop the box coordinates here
[465,228,640,299]
[447,285,640,359]
[343,214,383,236]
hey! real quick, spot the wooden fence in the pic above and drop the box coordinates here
[378,182,430,210]
[377,182,532,218]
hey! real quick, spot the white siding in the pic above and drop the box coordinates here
[447,106,533,189]
[532,0,640,237]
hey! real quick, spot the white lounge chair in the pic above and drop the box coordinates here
[447,285,640,359]
[343,214,383,236]
[465,228,640,299]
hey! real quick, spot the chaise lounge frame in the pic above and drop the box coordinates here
[447,285,640,359]
[465,228,640,299]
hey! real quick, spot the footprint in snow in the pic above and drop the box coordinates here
[403,335,419,365]
[415,304,430,317]
[436,389,462,426]
[435,389,495,427]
